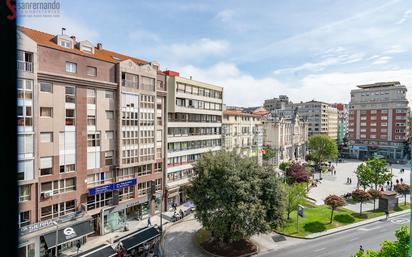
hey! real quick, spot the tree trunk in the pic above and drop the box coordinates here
[373,198,376,211]
[405,194,407,205]
[287,211,291,220]
[360,201,363,215]
[330,208,334,224]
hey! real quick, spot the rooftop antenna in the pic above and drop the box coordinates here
[61,27,66,35]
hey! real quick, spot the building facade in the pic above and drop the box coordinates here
[332,103,349,145]
[262,112,308,165]
[222,109,263,164]
[17,27,167,257]
[348,82,410,161]
[295,100,338,140]
[165,71,223,210]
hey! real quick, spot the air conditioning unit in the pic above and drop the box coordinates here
[43,190,53,198]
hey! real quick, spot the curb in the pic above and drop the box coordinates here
[305,209,410,239]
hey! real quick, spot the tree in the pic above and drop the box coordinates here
[284,183,306,220]
[188,151,286,244]
[351,189,371,216]
[324,195,345,224]
[367,188,382,211]
[308,134,338,179]
[355,158,392,190]
[286,162,311,184]
[262,146,275,160]
[352,225,409,257]
[394,183,410,205]
[278,161,292,173]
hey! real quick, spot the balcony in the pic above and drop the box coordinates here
[17,61,33,72]
[122,79,139,88]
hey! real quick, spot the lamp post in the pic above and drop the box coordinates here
[52,221,59,257]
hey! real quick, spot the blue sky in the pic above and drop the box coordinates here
[19,0,412,106]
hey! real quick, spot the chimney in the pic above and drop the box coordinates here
[97,43,102,50]
[70,35,76,42]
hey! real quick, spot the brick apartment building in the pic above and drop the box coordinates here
[348,82,410,161]
[17,27,167,257]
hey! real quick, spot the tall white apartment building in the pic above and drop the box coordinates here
[165,71,223,209]
[222,109,263,165]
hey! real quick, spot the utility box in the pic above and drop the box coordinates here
[378,191,398,211]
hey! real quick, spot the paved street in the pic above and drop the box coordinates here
[259,212,410,257]
[308,159,410,211]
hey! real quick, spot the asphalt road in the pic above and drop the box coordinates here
[259,212,410,257]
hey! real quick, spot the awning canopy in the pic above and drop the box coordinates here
[120,227,160,251]
[76,245,116,257]
[43,221,94,248]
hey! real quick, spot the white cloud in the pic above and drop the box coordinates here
[384,44,406,54]
[19,15,99,42]
[176,63,412,107]
[169,38,229,60]
[372,56,392,65]
[396,9,412,24]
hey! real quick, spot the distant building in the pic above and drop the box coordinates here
[348,81,410,161]
[332,103,349,145]
[222,110,263,164]
[295,100,339,140]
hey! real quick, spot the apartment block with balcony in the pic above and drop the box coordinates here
[222,109,263,165]
[348,82,410,161]
[295,100,339,140]
[17,27,167,257]
[165,71,223,209]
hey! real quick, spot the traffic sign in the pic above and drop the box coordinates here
[298,205,304,218]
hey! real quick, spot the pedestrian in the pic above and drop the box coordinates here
[179,209,184,219]
[380,186,384,192]
[334,168,336,175]
[396,179,399,184]
[349,178,352,184]
[147,216,152,227]
[359,245,364,253]
[76,240,81,254]
[390,181,393,190]
[400,178,403,184]
[347,177,349,184]
[385,210,389,220]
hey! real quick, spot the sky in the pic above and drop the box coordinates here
[19,0,412,107]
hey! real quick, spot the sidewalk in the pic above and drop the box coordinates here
[305,209,410,239]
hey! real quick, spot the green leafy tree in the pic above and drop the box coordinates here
[262,146,275,160]
[394,183,410,205]
[324,195,345,224]
[352,225,409,257]
[188,151,286,244]
[355,158,392,190]
[284,183,306,220]
[351,189,371,216]
[367,188,382,211]
[278,161,292,172]
[308,134,338,179]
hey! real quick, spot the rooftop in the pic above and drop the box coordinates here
[356,81,401,89]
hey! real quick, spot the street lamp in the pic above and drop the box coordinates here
[52,221,59,257]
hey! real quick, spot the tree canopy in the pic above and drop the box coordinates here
[284,183,306,220]
[355,158,392,190]
[324,195,345,224]
[367,188,382,211]
[353,225,409,257]
[394,183,410,205]
[286,162,311,184]
[351,189,371,215]
[308,134,338,164]
[188,151,286,243]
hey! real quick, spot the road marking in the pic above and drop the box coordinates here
[390,218,409,224]
[313,247,326,252]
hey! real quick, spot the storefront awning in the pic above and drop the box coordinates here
[43,221,94,248]
[76,245,117,257]
[120,227,160,251]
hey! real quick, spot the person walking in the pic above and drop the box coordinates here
[349,178,352,184]
[390,181,393,191]
[179,209,184,219]
[76,240,81,255]
[359,245,364,253]
[396,179,399,184]
[400,178,403,184]
[147,216,152,227]
[385,210,389,220]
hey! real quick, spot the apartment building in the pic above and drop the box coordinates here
[332,103,349,145]
[262,111,308,165]
[222,109,263,165]
[165,71,223,209]
[295,100,339,140]
[348,82,410,161]
[263,95,295,119]
[17,27,166,257]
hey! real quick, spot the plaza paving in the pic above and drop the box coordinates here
[308,159,410,212]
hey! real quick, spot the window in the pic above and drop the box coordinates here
[59,131,76,172]
[105,151,113,165]
[40,107,53,117]
[40,132,53,143]
[40,157,53,176]
[19,185,31,202]
[82,46,93,54]
[40,82,53,93]
[88,133,101,147]
[65,86,75,103]
[40,200,76,221]
[87,89,96,104]
[106,111,114,120]
[65,62,77,73]
[106,131,114,140]
[381,116,388,120]
[18,134,33,157]
[17,79,33,100]
[19,211,30,228]
[87,109,96,126]
[60,40,72,48]
[87,66,97,76]
[65,109,75,126]
[105,90,114,98]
